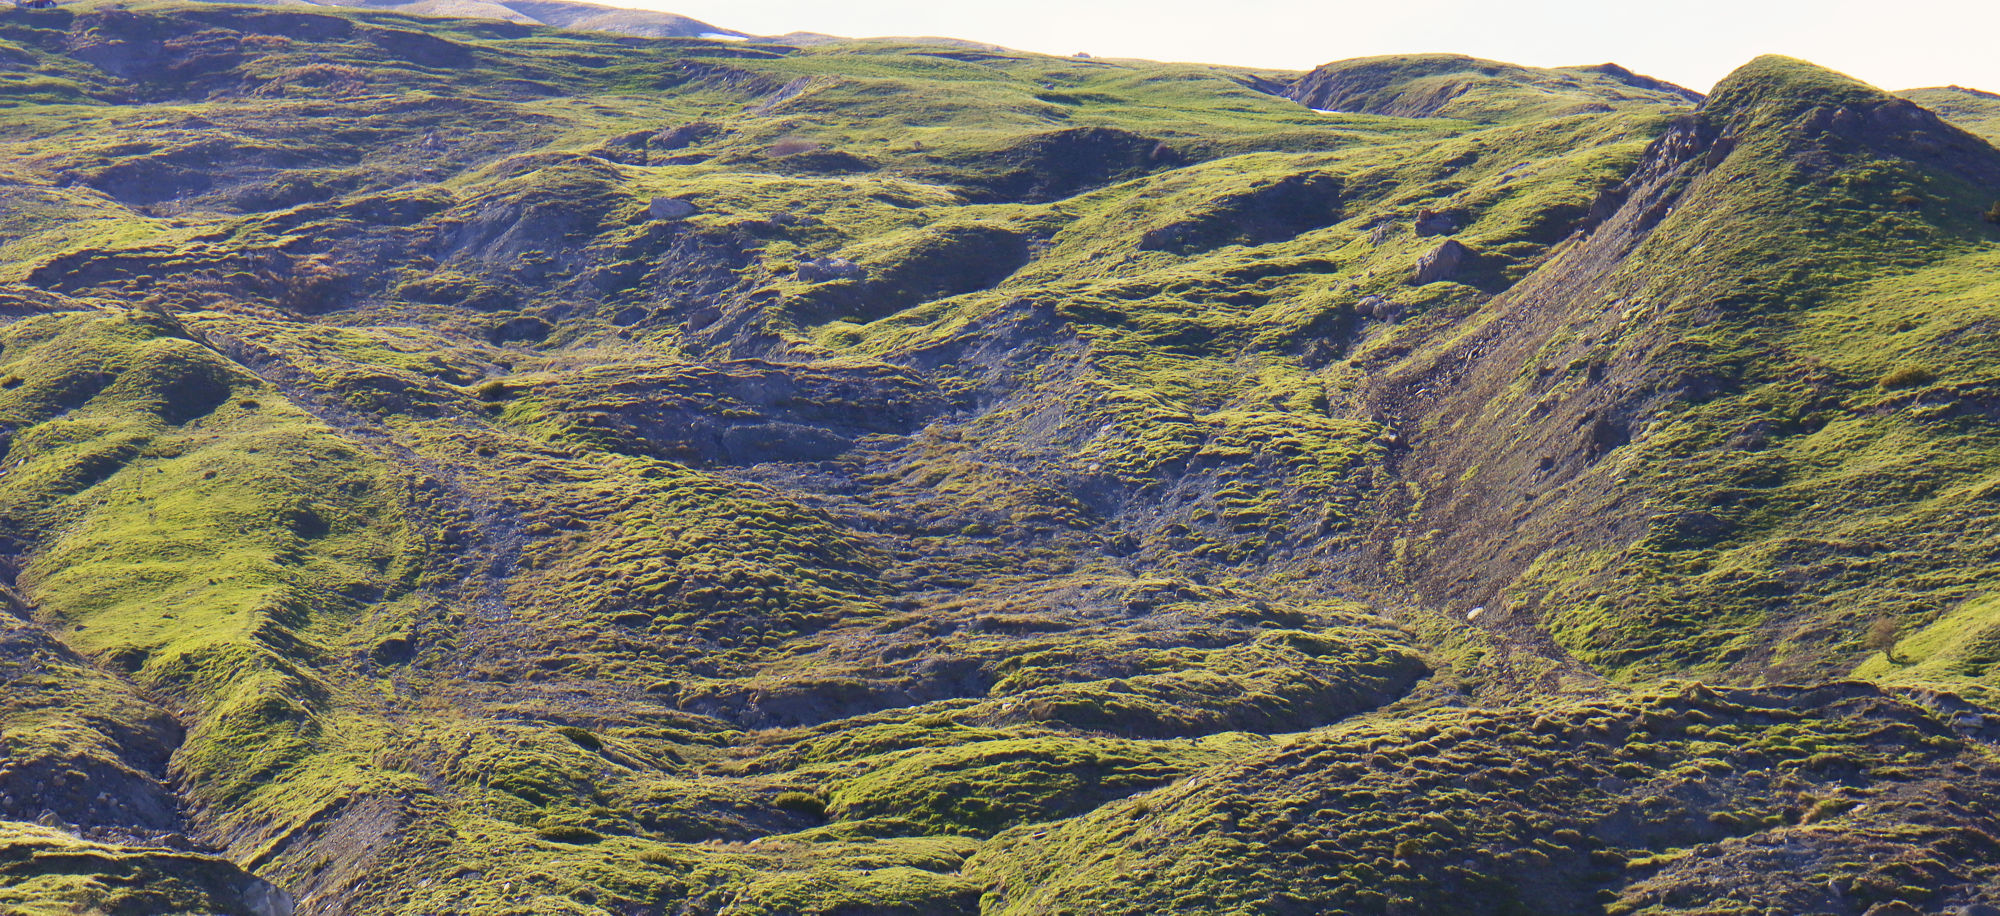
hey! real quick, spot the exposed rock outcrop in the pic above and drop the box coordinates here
[647,196,698,220]
[1411,239,1472,284]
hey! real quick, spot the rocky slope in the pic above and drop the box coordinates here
[2,3,2000,914]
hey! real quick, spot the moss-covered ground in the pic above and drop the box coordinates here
[0,5,1998,914]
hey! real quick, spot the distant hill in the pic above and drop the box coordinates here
[214,0,751,37]
[1902,85,2000,142]
[1285,52,1703,121]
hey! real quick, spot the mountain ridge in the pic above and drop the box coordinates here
[1356,52,2000,681]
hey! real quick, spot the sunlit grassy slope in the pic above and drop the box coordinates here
[2,4,2000,914]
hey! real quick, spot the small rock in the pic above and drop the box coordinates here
[648,197,697,221]
[371,636,414,665]
[796,257,864,283]
[1412,239,1472,285]
[1138,223,1189,251]
[1864,903,1922,916]
[651,121,717,151]
[1414,208,1458,236]
[1465,606,1484,621]
[1355,295,1400,321]
[242,879,296,916]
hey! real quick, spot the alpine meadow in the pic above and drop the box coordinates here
[2,1,2000,914]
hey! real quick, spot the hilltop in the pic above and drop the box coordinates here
[1,3,2000,914]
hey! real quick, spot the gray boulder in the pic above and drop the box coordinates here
[797,257,864,283]
[1413,208,1458,236]
[648,197,698,221]
[1354,295,1397,320]
[1411,240,1472,285]
[242,879,296,916]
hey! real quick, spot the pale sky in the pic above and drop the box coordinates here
[645,0,1999,95]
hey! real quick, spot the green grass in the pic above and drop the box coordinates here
[1287,54,1700,123]
[821,735,1230,836]
[1854,593,2000,684]
[2,7,1999,914]
[1457,55,2000,680]
[1901,86,2000,143]
[0,822,281,915]
[0,309,425,870]
[970,684,1988,915]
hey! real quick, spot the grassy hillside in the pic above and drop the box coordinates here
[1371,56,2000,683]
[1903,86,2000,142]
[1,3,1999,914]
